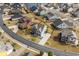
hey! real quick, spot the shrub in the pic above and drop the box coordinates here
[48,51,54,56]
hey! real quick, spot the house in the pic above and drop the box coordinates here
[25,3,38,11]
[52,17,74,29]
[41,3,53,8]
[3,8,22,21]
[59,29,78,45]
[59,3,69,13]
[18,17,32,29]
[45,12,60,21]
[10,9,20,14]
[31,23,47,37]
[45,12,54,20]
[72,3,79,8]
[73,19,79,29]
[52,18,68,29]
[70,8,79,17]
[39,10,47,16]
[63,18,79,29]
[18,17,32,24]
[68,7,73,13]
[11,3,21,9]
[63,19,74,29]
[3,8,11,15]
[0,3,4,6]
[11,13,23,20]
[73,10,79,17]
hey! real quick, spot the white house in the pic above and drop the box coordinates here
[31,24,47,38]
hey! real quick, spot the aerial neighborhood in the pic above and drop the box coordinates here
[0,3,79,56]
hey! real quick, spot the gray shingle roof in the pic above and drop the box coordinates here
[64,20,73,27]
[53,19,63,27]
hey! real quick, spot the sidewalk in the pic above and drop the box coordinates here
[8,25,18,33]
[39,33,51,45]
[38,33,51,56]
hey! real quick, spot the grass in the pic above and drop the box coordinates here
[13,43,21,49]
[4,20,17,26]
[47,28,53,33]
[31,37,38,42]
[21,49,38,56]
[17,29,40,43]
[45,38,79,53]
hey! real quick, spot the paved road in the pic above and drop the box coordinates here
[0,6,79,56]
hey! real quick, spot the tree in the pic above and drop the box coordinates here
[31,37,37,42]
[18,19,24,23]
[46,42,50,45]
[48,51,54,56]
[8,21,10,24]
[0,31,2,36]
[8,10,12,15]
[13,48,16,52]
[12,43,16,47]
[39,51,44,56]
